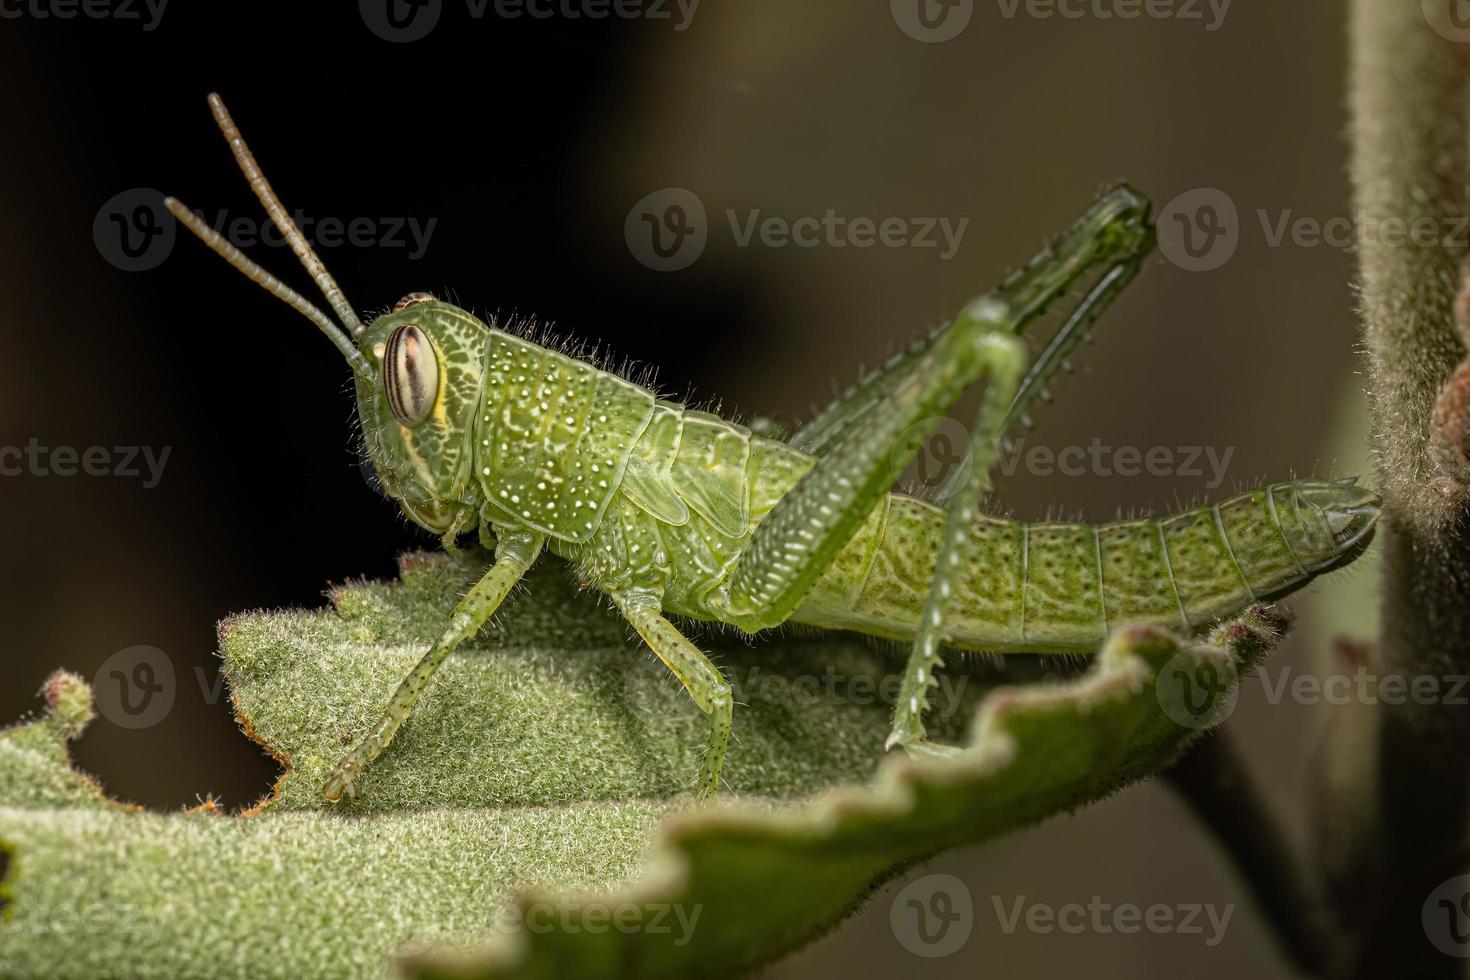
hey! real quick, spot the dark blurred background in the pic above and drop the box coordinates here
[0,1,1377,976]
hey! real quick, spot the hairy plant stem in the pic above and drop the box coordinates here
[1350,2,1470,975]
[1166,732,1336,976]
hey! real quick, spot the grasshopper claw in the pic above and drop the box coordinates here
[323,766,357,803]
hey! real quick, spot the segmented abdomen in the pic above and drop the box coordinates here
[792,480,1373,652]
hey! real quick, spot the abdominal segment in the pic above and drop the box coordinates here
[793,488,1308,653]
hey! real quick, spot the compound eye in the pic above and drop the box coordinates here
[393,292,438,312]
[384,324,438,426]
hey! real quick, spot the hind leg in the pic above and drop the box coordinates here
[888,258,1145,755]
[722,188,1154,637]
[790,187,1152,457]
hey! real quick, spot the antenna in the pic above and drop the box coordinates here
[165,93,373,378]
[163,197,372,378]
[205,93,366,337]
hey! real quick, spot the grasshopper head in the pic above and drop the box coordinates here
[166,95,497,541]
[355,294,491,537]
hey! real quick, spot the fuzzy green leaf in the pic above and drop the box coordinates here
[0,550,1282,979]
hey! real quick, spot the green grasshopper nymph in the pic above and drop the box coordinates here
[165,94,1380,802]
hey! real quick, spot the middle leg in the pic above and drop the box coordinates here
[615,591,734,800]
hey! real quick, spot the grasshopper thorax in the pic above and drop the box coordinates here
[356,295,658,547]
